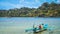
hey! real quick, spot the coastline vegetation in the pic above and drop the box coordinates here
[0,2,60,17]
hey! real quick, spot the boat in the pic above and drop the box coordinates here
[25,24,48,33]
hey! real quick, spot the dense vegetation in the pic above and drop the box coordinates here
[0,2,60,17]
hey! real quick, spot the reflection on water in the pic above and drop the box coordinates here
[0,17,60,34]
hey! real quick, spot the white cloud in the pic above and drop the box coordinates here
[19,0,25,3]
[19,0,40,4]
[18,0,41,8]
[19,0,30,4]
[0,0,41,9]
[0,2,24,9]
[35,0,39,2]
[57,0,60,3]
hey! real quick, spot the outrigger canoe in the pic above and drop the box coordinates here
[25,24,48,33]
[25,27,47,33]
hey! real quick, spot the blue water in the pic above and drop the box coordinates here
[0,17,60,34]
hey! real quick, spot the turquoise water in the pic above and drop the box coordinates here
[0,17,60,34]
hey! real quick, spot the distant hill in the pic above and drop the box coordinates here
[0,2,60,17]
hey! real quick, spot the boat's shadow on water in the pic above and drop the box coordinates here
[33,31,46,34]
[33,32,42,34]
[33,31,54,34]
[33,32,53,34]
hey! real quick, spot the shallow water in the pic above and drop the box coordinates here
[0,17,60,34]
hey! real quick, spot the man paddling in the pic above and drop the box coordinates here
[39,24,44,30]
[39,24,42,30]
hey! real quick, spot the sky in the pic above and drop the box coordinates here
[0,0,60,10]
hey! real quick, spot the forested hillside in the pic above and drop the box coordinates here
[0,2,60,17]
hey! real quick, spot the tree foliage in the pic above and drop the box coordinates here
[0,2,60,17]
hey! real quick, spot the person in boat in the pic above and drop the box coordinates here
[39,24,44,30]
[33,25,37,32]
[39,24,42,30]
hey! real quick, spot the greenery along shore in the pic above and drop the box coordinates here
[0,2,60,17]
